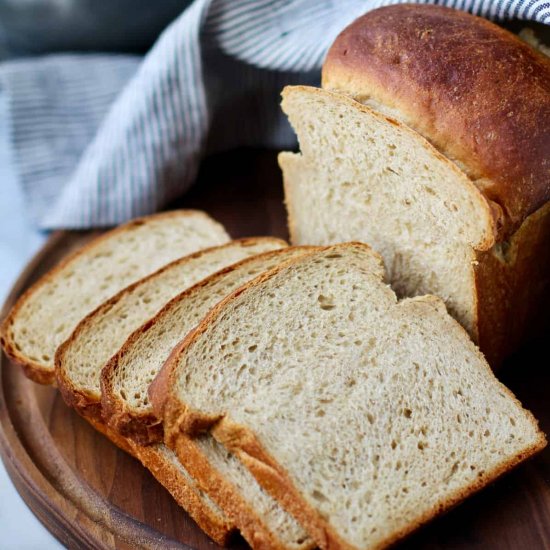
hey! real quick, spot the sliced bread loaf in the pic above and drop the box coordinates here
[102,247,315,550]
[55,237,285,421]
[0,210,229,384]
[153,242,546,550]
[280,6,550,366]
[102,246,312,444]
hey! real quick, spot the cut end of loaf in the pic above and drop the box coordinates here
[279,85,500,340]
[280,85,496,251]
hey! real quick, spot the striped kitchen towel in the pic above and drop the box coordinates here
[0,0,548,229]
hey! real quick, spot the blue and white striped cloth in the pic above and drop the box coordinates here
[0,0,548,229]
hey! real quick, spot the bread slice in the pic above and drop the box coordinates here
[154,242,546,550]
[279,86,495,340]
[55,237,286,421]
[102,246,311,444]
[169,433,313,550]
[102,247,315,550]
[0,210,229,384]
[55,239,286,546]
[85,416,234,546]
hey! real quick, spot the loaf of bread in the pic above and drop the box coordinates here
[152,242,545,550]
[280,5,550,365]
[0,210,229,383]
[102,247,315,550]
[3,8,547,546]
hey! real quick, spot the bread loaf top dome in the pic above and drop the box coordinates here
[323,5,550,235]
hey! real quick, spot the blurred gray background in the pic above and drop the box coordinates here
[0,0,189,59]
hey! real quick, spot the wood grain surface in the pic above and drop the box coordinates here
[0,151,548,550]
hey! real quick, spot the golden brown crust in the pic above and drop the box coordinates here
[84,417,235,546]
[323,5,550,234]
[55,237,286,425]
[475,202,550,366]
[0,210,224,385]
[171,434,314,550]
[134,443,236,546]
[158,242,547,549]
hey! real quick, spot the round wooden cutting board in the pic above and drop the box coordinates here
[0,152,549,550]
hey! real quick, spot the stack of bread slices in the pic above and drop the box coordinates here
[1,6,548,550]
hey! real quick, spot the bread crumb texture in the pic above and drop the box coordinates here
[172,243,544,550]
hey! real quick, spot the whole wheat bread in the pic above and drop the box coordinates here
[280,6,550,366]
[54,238,286,546]
[154,242,546,550]
[102,247,315,550]
[0,210,228,384]
[56,237,286,421]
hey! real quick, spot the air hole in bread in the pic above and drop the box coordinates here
[312,490,329,502]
